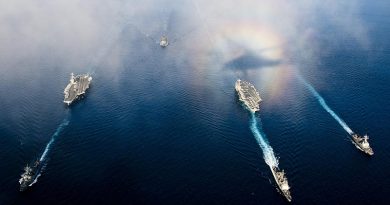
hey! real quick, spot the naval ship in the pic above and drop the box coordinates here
[351,134,374,155]
[235,79,291,201]
[235,79,262,113]
[64,73,92,105]
[160,36,169,47]
[271,166,292,202]
[19,160,40,191]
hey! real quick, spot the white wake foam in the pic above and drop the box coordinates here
[39,118,70,162]
[249,113,279,167]
[298,75,354,135]
[25,117,70,187]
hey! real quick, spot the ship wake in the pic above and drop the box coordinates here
[249,113,279,167]
[39,118,70,162]
[29,173,41,187]
[31,117,70,185]
[298,75,354,135]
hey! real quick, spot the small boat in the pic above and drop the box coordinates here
[160,36,169,47]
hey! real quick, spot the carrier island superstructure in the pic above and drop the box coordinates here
[64,73,92,105]
[235,79,292,202]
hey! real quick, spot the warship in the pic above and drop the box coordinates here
[235,79,291,201]
[64,73,92,105]
[351,134,374,155]
[235,79,262,113]
[19,160,40,191]
[160,36,169,47]
[271,166,292,202]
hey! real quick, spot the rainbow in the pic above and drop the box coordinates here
[193,21,294,100]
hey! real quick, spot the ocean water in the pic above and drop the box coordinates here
[0,0,389,204]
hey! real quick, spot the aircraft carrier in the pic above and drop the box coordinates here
[19,160,40,191]
[235,79,262,113]
[351,134,374,155]
[271,166,292,202]
[64,73,92,105]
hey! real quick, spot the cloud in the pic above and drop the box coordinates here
[0,0,370,71]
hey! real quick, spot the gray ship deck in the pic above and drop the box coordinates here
[64,75,91,104]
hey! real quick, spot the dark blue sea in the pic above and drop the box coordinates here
[0,0,389,204]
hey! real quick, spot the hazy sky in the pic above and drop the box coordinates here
[0,0,370,72]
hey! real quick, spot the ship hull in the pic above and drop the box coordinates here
[19,163,40,192]
[235,80,261,113]
[235,92,258,113]
[19,173,38,192]
[20,180,35,192]
[351,136,374,156]
[270,167,292,202]
[160,42,168,47]
[64,74,92,105]
[160,37,168,47]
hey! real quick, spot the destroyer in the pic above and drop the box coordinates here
[351,134,374,155]
[160,36,169,47]
[64,73,92,105]
[235,79,262,113]
[271,166,292,202]
[19,160,40,191]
